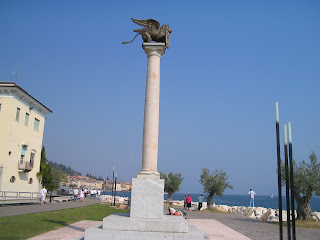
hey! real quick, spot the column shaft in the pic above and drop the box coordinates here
[138,43,165,179]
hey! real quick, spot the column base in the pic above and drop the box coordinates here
[84,213,207,240]
[136,170,160,179]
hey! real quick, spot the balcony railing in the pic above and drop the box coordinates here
[18,160,34,172]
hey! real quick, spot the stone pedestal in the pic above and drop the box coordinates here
[130,178,164,219]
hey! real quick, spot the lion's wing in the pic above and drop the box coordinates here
[131,18,160,30]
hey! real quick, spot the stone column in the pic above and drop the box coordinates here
[130,43,165,219]
[137,43,165,179]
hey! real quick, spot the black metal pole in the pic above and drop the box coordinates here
[114,173,117,207]
[284,124,291,240]
[288,122,296,240]
[275,102,283,240]
[111,169,114,206]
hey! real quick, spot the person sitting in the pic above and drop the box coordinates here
[168,207,188,217]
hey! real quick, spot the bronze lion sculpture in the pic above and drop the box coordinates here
[122,18,172,48]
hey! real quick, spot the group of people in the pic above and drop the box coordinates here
[39,186,102,205]
[40,186,257,208]
[73,188,101,202]
[181,189,257,211]
[183,194,204,211]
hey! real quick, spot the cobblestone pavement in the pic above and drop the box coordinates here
[186,209,320,240]
[0,197,100,217]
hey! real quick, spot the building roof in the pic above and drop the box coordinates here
[0,82,52,114]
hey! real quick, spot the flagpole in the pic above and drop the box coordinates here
[275,102,283,240]
[284,124,291,240]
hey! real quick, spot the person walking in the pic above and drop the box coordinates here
[183,195,187,209]
[80,189,85,202]
[186,194,192,210]
[197,194,204,210]
[93,189,97,199]
[248,189,256,207]
[40,186,47,205]
[97,189,101,199]
[73,188,79,202]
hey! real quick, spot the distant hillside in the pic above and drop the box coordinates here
[48,161,82,176]
[48,161,104,181]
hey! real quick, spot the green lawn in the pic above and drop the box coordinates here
[272,220,320,229]
[0,203,129,240]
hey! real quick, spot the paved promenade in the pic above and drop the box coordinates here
[186,209,320,240]
[1,200,319,240]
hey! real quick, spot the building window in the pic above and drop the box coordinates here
[10,176,16,183]
[28,178,33,184]
[20,145,27,164]
[21,145,27,155]
[16,107,20,121]
[34,118,40,131]
[30,152,35,163]
[25,113,29,126]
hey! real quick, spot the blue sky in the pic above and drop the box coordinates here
[1,1,319,195]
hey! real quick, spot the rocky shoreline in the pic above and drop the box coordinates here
[100,195,320,222]
[169,200,320,222]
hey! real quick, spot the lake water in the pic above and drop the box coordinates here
[103,191,320,212]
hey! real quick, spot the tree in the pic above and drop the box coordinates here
[60,173,69,186]
[280,152,320,220]
[160,172,183,202]
[37,146,54,191]
[199,168,233,209]
[51,168,63,190]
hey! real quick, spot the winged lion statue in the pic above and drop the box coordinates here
[122,18,172,48]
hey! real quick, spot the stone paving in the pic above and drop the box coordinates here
[186,209,320,240]
[28,220,101,240]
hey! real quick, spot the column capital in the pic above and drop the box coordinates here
[143,43,166,57]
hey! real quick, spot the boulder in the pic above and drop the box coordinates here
[312,212,320,221]
[255,207,268,216]
[259,208,276,221]
[243,208,256,218]
[268,216,279,222]
[215,205,229,212]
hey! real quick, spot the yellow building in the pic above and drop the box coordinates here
[0,82,52,193]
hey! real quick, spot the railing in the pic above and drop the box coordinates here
[18,160,34,171]
[0,191,39,199]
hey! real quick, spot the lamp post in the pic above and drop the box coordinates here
[111,166,115,206]
[105,174,108,192]
[114,171,117,207]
